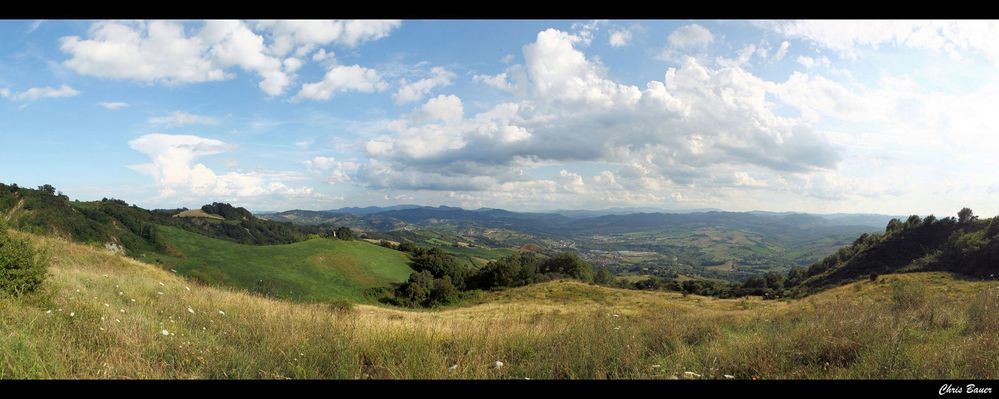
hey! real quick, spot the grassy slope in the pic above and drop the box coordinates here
[1,230,997,379]
[146,225,413,303]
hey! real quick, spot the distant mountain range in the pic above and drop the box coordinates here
[259,205,899,230]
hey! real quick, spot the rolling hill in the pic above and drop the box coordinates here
[144,225,414,303]
[1,228,996,379]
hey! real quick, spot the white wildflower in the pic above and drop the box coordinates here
[493,361,504,369]
[46,310,52,314]
[187,307,195,314]
[69,312,75,317]
[218,310,225,316]
[162,329,169,336]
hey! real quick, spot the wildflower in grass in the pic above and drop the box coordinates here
[69,312,75,317]
[724,374,735,379]
[115,319,120,323]
[651,364,661,369]
[46,310,52,314]
[612,314,620,317]
[493,361,504,369]
[159,282,165,286]
[187,307,195,314]
[185,286,190,291]
[218,310,225,316]
[157,292,163,295]
[162,329,169,336]
[120,309,125,313]
[99,327,104,331]
[131,298,135,302]
[118,291,123,296]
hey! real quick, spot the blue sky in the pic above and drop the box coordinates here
[2,20,999,216]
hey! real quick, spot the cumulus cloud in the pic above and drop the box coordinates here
[254,20,401,56]
[667,24,714,48]
[304,156,358,184]
[473,72,513,91]
[59,20,399,97]
[293,64,388,101]
[347,28,854,207]
[148,111,219,126]
[393,67,456,104]
[128,133,318,201]
[1,84,79,101]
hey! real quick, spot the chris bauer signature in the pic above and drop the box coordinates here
[940,384,993,395]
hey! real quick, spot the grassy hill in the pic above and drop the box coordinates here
[796,212,999,292]
[1,229,996,379]
[144,225,413,303]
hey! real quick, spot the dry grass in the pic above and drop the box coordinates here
[1,230,997,379]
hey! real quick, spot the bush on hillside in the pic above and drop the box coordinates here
[0,227,49,296]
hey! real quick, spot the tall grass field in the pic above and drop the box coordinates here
[1,230,997,379]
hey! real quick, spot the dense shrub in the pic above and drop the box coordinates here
[0,226,49,296]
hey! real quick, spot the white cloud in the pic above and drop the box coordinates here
[303,156,358,184]
[764,20,999,66]
[254,20,401,56]
[392,67,456,104]
[311,48,334,62]
[60,21,228,85]
[609,29,633,47]
[774,40,790,61]
[128,133,316,201]
[1,84,80,101]
[667,24,714,48]
[351,28,855,206]
[97,101,129,110]
[148,111,219,126]
[473,72,513,91]
[796,55,831,69]
[59,20,400,97]
[417,94,463,123]
[293,64,388,101]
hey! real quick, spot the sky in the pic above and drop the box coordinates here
[1,20,998,216]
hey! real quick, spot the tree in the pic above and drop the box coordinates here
[397,270,434,307]
[885,218,903,234]
[906,214,922,227]
[958,207,977,224]
[540,252,594,282]
[397,241,418,253]
[594,267,612,285]
[0,226,49,296]
[334,226,354,240]
[37,184,56,195]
